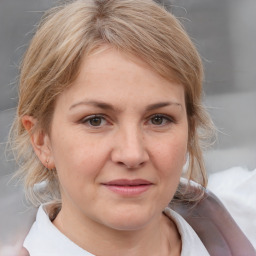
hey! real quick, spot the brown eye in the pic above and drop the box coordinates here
[148,114,173,126]
[151,115,164,125]
[81,115,107,127]
[89,117,102,126]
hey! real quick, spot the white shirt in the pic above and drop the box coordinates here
[24,205,209,256]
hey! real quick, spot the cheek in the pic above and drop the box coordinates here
[51,133,109,185]
[148,133,187,173]
[53,147,103,204]
[149,137,187,207]
[151,135,188,181]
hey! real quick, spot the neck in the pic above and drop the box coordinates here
[52,204,181,256]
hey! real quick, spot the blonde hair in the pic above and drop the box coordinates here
[10,0,215,206]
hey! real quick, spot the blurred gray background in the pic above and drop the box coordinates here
[0,0,255,252]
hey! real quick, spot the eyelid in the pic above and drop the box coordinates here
[80,114,110,127]
[79,113,175,128]
[146,113,176,125]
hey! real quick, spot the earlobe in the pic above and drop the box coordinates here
[22,115,54,169]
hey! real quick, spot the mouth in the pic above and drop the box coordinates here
[101,179,153,196]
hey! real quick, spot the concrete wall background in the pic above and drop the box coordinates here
[0,0,255,250]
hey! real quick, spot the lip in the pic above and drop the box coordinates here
[102,179,153,196]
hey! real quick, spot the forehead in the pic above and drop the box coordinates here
[56,47,185,111]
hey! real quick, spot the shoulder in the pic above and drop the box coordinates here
[164,207,210,256]
[170,180,256,256]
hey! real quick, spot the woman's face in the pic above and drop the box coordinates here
[46,48,188,231]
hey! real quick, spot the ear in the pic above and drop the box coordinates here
[22,115,55,169]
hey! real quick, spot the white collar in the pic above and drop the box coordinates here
[24,204,209,256]
[163,208,210,256]
[23,204,94,256]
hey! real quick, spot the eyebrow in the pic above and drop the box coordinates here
[69,100,115,111]
[145,102,182,111]
[69,100,182,111]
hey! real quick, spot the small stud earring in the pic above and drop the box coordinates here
[46,159,54,171]
[46,159,56,171]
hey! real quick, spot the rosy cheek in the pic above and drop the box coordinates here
[159,143,186,170]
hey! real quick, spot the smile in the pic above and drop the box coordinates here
[102,179,153,196]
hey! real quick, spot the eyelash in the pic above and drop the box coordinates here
[80,114,109,128]
[80,113,175,128]
[147,114,175,126]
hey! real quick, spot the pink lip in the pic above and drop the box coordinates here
[102,179,153,196]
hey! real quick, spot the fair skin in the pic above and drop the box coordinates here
[23,47,188,256]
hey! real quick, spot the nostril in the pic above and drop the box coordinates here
[117,161,145,169]
[117,161,126,166]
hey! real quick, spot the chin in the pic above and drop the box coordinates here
[101,206,157,231]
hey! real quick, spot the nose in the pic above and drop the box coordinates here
[111,126,149,169]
